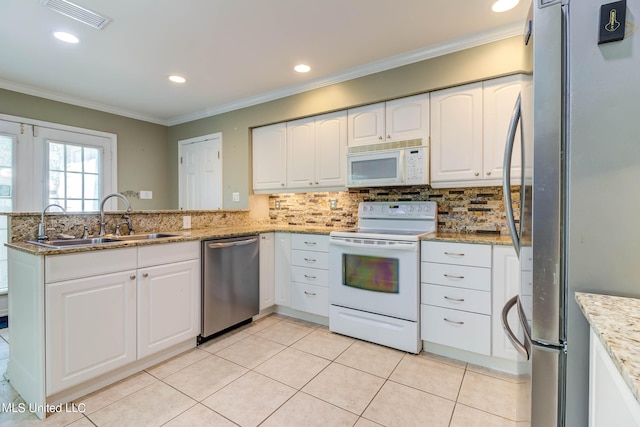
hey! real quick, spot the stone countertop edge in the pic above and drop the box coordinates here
[6,227,514,255]
[575,292,640,404]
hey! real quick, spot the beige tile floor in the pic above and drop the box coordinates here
[0,315,529,426]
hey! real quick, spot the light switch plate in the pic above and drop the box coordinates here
[232,192,240,202]
[182,216,191,229]
[140,190,153,199]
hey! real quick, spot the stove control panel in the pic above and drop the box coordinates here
[358,201,437,219]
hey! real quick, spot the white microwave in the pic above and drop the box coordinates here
[346,146,429,188]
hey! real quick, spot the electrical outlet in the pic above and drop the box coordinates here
[182,216,191,229]
[329,199,338,210]
[275,200,281,209]
[140,190,153,199]
[232,192,240,202]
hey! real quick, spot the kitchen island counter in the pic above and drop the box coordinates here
[575,292,640,405]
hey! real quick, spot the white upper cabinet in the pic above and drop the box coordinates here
[287,117,316,188]
[315,112,348,187]
[252,123,287,191]
[347,93,429,146]
[347,103,385,146]
[483,74,524,181]
[430,82,484,184]
[287,111,347,189]
[430,75,526,188]
[385,93,430,142]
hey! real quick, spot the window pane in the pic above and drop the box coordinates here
[0,137,11,167]
[84,199,99,212]
[84,147,100,174]
[49,142,65,171]
[49,199,65,209]
[66,145,83,172]
[49,171,65,199]
[84,173,99,199]
[66,172,83,198]
[66,200,82,212]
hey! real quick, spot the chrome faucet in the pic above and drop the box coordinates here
[98,193,131,236]
[37,203,66,241]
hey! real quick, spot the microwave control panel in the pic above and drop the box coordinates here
[404,147,427,185]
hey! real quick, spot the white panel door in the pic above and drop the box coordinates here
[385,93,430,141]
[315,111,347,187]
[178,133,222,210]
[46,270,137,394]
[286,117,316,188]
[137,259,200,359]
[430,82,483,183]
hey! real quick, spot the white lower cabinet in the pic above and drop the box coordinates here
[420,241,492,356]
[17,240,200,412]
[274,232,292,307]
[259,232,275,310]
[290,234,329,316]
[589,329,640,427]
[46,270,137,395]
[137,258,200,359]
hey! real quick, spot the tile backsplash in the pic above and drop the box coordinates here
[268,186,520,234]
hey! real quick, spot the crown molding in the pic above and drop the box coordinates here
[0,22,524,128]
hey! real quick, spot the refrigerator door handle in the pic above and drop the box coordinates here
[501,294,530,360]
[502,93,522,257]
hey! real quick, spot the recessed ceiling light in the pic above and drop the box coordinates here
[492,0,519,12]
[53,31,79,44]
[294,64,311,73]
[169,75,187,84]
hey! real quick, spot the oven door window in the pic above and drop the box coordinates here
[343,254,399,293]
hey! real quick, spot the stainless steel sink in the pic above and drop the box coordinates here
[25,232,181,249]
[116,233,181,241]
[26,237,123,248]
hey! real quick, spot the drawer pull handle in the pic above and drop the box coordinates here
[444,296,465,302]
[444,274,465,279]
[304,291,317,296]
[304,241,317,246]
[304,258,317,263]
[444,318,464,325]
[444,252,465,257]
[304,274,317,279]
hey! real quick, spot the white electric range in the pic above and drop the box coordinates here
[328,201,437,353]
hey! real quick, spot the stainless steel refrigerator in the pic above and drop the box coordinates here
[502,1,640,426]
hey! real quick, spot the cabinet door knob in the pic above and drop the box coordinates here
[378,136,383,140]
[387,135,391,139]
[486,171,492,176]
[281,183,285,186]
[143,273,149,278]
[474,172,480,176]
[309,182,313,185]
[129,275,136,280]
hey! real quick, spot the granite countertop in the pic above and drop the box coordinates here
[575,292,640,404]
[7,226,513,255]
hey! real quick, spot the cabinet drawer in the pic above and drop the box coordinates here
[421,283,491,315]
[421,262,491,291]
[291,234,329,252]
[138,241,200,268]
[291,266,328,287]
[421,305,491,355]
[45,248,138,283]
[421,241,491,267]
[292,282,329,317]
[291,250,329,269]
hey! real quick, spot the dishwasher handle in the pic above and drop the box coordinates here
[207,237,258,249]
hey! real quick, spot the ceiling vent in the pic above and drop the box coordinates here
[40,0,111,30]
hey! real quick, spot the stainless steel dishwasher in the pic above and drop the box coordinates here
[199,234,259,343]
